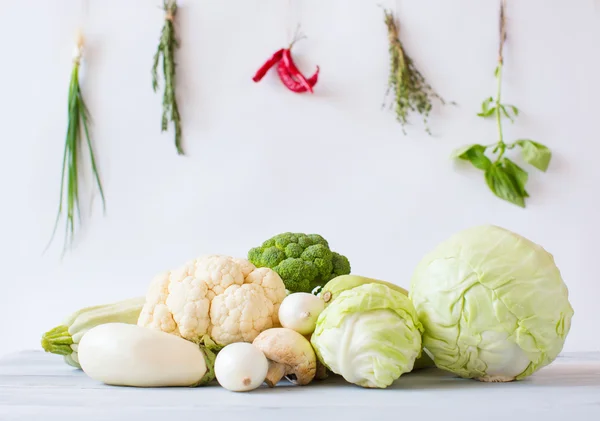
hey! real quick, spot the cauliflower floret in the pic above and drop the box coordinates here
[138,255,287,347]
[210,284,273,344]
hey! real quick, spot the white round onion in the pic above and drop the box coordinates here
[278,292,325,335]
[214,343,268,392]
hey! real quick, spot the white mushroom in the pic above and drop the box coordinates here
[252,328,317,387]
[214,343,268,392]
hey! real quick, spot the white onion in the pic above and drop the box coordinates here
[214,343,268,392]
[278,292,325,335]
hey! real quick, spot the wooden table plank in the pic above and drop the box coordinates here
[1,351,599,421]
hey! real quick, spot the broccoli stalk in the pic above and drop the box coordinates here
[248,233,351,293]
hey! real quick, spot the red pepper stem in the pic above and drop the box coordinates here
[288,25,306,49]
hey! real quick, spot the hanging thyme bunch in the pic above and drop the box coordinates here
[152,0,183,155]
[48,29,105,254]
[383,9,446,134]
[453,0,551,208]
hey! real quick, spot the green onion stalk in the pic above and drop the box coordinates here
[47,29,105,255]
[152,0,184,155]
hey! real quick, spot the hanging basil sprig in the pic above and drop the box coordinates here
[47,29,105,254]
[152,0,184,155]
[453,0,551,208]
[383,9,448,134]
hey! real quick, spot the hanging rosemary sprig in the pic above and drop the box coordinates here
[383,9,447,134]
[453,0,551,208]
[152,0,184,155]
[47,29,105,254]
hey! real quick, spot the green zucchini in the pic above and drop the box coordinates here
[41,297,145,368]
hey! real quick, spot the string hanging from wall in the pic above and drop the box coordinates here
[152,0,184,155]
[47,0,106,256]
[452,0,552,208]
[382,1,450,134]
[252,0,320,94]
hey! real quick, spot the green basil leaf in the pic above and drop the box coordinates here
[480,97,494,113]
[500,105,514,122]
[502,157,529,198]
[451,144,477,158]
[484,163,526,208]
[516,139,552,172]
[508,105,519,116]
[477,107,496,118]
[453,144,491,170]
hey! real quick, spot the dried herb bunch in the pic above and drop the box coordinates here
[152,0,183,155]
[383,9,446,134]
[48,29,105,254]
[453,0,551,208]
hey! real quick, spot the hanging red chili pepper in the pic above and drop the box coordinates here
[252,45,319,94]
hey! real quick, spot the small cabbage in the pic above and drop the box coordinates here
[410,225,574,382]
[311,283,423,388]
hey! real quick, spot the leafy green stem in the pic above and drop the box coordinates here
[382,8,449,135]
[46,31,105,255]
[153,0,183,155]
[452,0,552,209]
[494,62,505,162]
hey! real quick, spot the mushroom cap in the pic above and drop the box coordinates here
[252,328,316,385]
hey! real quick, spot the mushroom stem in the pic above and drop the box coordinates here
[315,359,329,380]
[264,361,286,387]
[253,328,318,387]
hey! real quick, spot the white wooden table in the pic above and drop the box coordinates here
[1,351,599,421]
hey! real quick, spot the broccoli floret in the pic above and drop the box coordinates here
[248,232,351,293]
[285,243,304,258]
[274,258,317,293]
[331,252,351,277]
[301,245,333,280]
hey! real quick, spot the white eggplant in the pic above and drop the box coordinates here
[78,323,215,387]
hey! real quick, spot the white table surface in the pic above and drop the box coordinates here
[1,351,599,421]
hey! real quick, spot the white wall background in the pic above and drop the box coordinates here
[1,0,597,356]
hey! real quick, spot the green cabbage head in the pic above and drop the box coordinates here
[410,225,574,382]
[311,283,423,388]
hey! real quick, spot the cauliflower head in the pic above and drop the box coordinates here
[137,255,287,348]
[248,232,351,293]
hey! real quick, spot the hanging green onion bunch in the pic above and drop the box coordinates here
[152,0,184,155]
[48,29,105,254]
[453,1,551,208]
[383,9,448,134]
